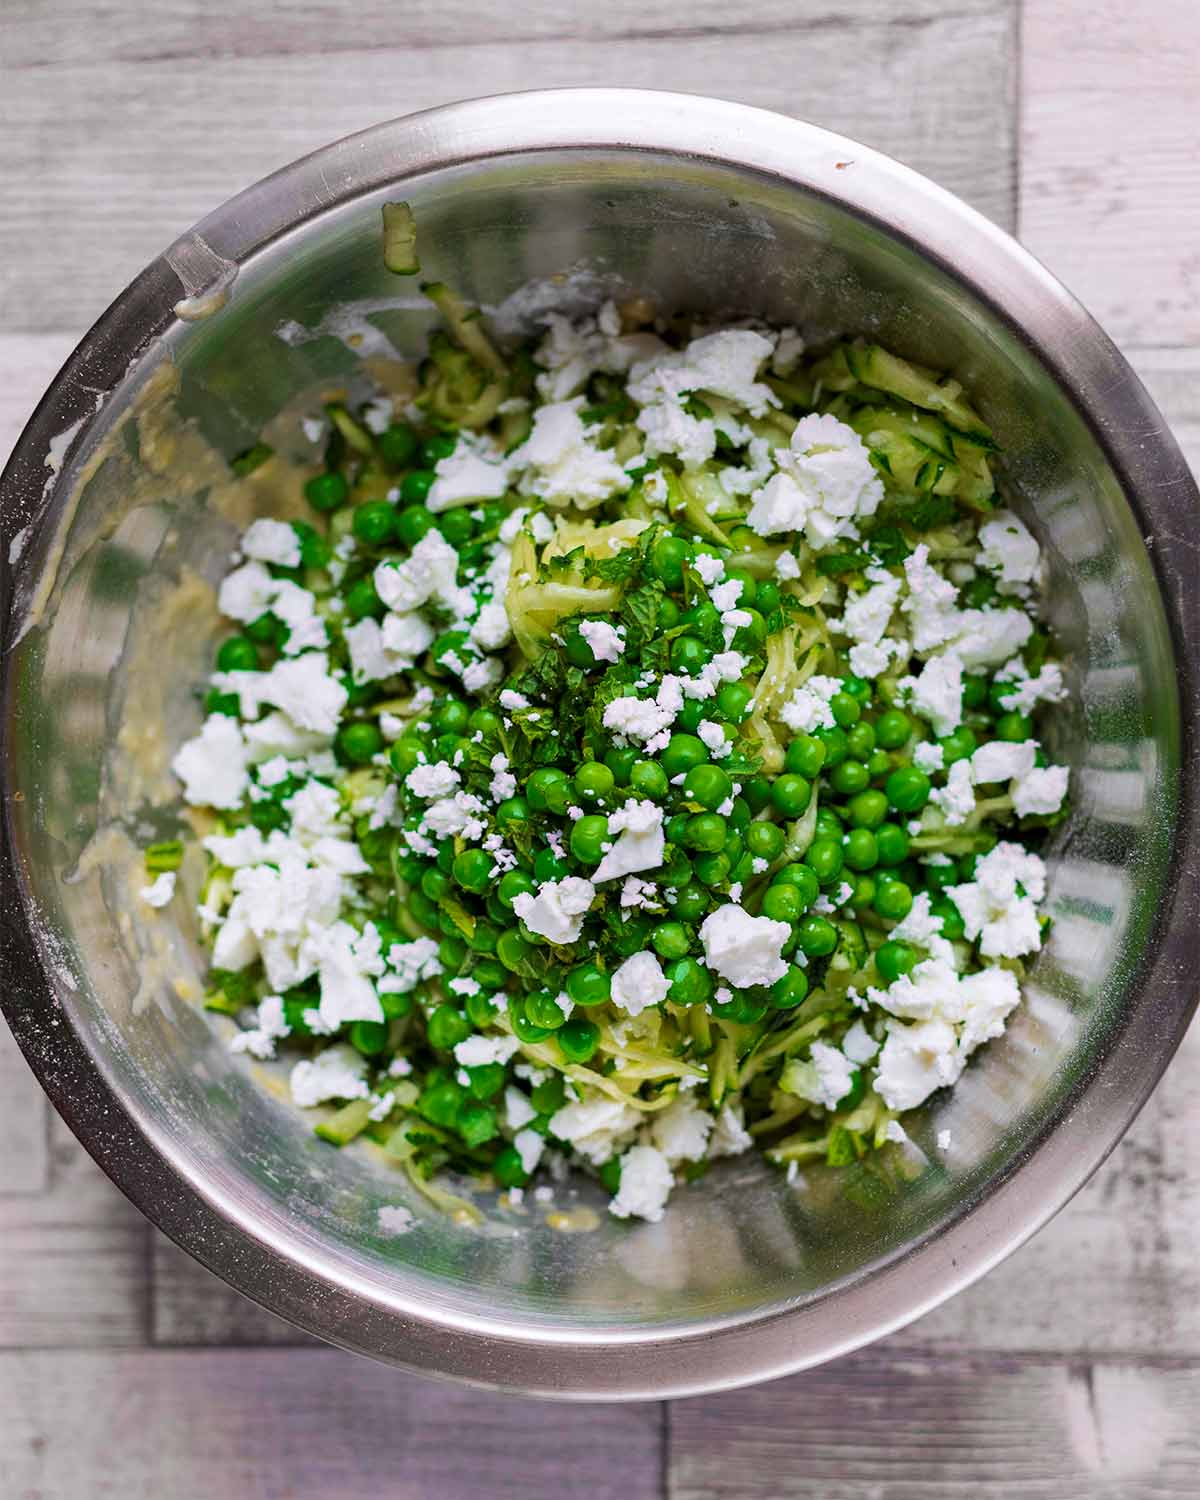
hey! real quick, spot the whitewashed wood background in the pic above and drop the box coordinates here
[2,2,1198,1494]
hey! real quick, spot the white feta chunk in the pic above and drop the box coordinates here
[699,905,789,988]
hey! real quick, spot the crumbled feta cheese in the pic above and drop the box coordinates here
[842,1019,880,1064]
[708,1104,754,1158]
[513,1128,545,1176]
[699,905,789,988]
[213,652,348,736]
[629,329,777,416]
[377,1205,416,1236]
[592,799,664,885]
[835,568,901,652]
[172,714,249,809]
[512,876,596,944]
[913,741,945,773]
[747,413,883,549]
[697,720,731,759]
[229,995,290,1060]
[620,875,658,909]
[374,530,463,614]
[426,444,510,512]
[774,549,801,581]
[290,1044,369,1108]
[972,739,1037,785]
[693,554,726,586]
[609,1144,674,1222]
[499,689,529,711]
[139,871,177,908]
[937,1129,952,1150]
[874,1019,962,1111]
[489,752,517,803]
[947,842,1046,959]
[997,659,1067,714]
[779,673,842,733]
[505,1086,537,1131]
[423,790,488,841]
[242,518,301,569]
[610,951,670,1017]
[406,761,460,800]
[1012,763,1069,817]
[512,399,631,510]
[578,618,626,664]
[548,1093,641,1165]
[931,758,975,826]
[650,1095,714,1165]
[383,937,443,993]
[454,1034,520,1068]
[898,653,964,737]
[810,1041,856,1107]
[469,600,513,652]
[978,510,1040,593]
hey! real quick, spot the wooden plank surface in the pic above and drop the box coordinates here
[1020,0,1200,348]
[0,0,1017,333]
[151,1237,313,1347]
[0,1348,665,1499]
[0,1022,50,1196]
[668,1351,1200,1499]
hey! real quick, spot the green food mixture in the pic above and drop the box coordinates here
[164,254,1069,1224]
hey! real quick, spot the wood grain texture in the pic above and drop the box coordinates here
[0,1024,50,1196]
[151,1235,314,1347]
[668,1351,1199,1498]
[0,0,1017,333]
[0,1113,149,1348]
[0,1348,665,1500]
[1128,347,1200,478]
[1020,0,1200,347]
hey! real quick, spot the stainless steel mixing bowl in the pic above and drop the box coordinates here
[2,90,1197,1399]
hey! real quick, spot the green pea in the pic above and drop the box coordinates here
[677,699,710,735]
[526,989,569,1030]
[344,575,385,621]
[746,821,785,862]
[670,884,710,922]
[845,721,876,761]
[509,1000,553,1043]
[666,956,712,1005]
[804,838,844,885]
[629,760,669,801]
[843,828,878,871]
[732,608,767,650]
[774,863,820,906]
[496,796,530,826]
[830,691,861,728]
[670,634,712,675]
[473,958,508,990]
[784,735,826,779]
[565,962,611,1007]
[923,859,958,894]
[426,1004,470,1051]
[453,848,492,893]
[693,851,730,887]
[939,726,977,764]
[469,706,503,737]
[996,711,1033,743]
[468,921,500,955]
[604,746,638,785]
[770,965,810,1009]
[533,848,570,884]
[497,869,536,909]
[349,1019,389,1056]
[651,535,691,589]
[531,1074,567,1115]
[661,733,707,778]
[725,566,757,605]
[962,673,988,710]
[814,808,843,842]
[400,469,435,504]
[304,471,348,512]
[931,897,966,941]
[215,636,259,673]
[418,1078,466,1128]
[850,874,876,909]
[874,708,911,750]
[847,789,888,829]
[465,991,498,1030]
[875,940,916,983]
[395,503,436,547]
[496,929,533,972]
[741,776,773,813]
[558,1017,601,1064]
[421,867,451,903]
[248,801,285,832]
[457,1099,499,1148]
[433,699,470,734]
[716,680,753,723]
[875,823,910,867]
[830,759,870,796]
[244,612,285,647]
[770,773,812,817]
[885,767,932,812]
[292,521,329,570]
[526,766,571,814]
[466,1060,505,1100]
[797,915,838,957]
[761,883,803,922]
[574,761,615,803]
[493,1145,530,1189]
[726,797,751,834]
[684,763,732,811]
[570,814,609,865]
[377,421,419,469]
[816,724,849,768]
[379,989,414,1020]
[684,813,727,853]
[873,877,914,921]
[337,720,383,765]
[204,689,241,717]
[352,500,398,547]
[420,432,457,466]
[651,921,691,960]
